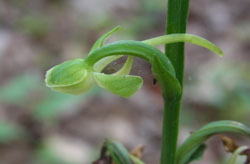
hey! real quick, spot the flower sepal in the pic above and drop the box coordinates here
[45,58,94,95]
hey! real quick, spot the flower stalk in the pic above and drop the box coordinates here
[161,0,190,163]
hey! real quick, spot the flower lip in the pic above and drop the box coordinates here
[45,58,89,87]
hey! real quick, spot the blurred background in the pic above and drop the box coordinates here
[0,0,250,163]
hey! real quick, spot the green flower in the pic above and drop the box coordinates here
[45,27,143,98]
[45,26,224,98]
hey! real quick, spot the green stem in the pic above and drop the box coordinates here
[161,0,190,163]
[165,0,190,83]
[161,96,182,164]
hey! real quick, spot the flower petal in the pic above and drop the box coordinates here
[113,56,134,75]
[89,26,121,53]
[94,55,123,72]
[93,72,143,98]
[90,26,123,72]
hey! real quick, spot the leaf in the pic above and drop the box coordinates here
[176,120,250,164]
[93,72,143,98]
[104,139,133,164]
